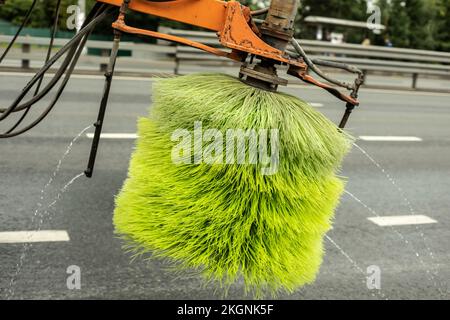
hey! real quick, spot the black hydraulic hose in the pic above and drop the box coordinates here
[1,4,114,137]
[5,0,63,134]
[35,0,63,95]
[0,3,106,116]
[0,38,80,118]
[290,38,355,90]
[0,0,38,64]
[0,28,92,138]
[0,5,111,121]
[1,34,82,115]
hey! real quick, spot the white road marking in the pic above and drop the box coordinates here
[86,133,138,139]
[359,136,422,142]
[310,103,324,108]
[0,230,70,244]
[368,215,437,227]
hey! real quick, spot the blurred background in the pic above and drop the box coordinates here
[1,0,450,50]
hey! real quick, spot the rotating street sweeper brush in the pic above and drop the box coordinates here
[114,73,354,297]
[0,0,364,297]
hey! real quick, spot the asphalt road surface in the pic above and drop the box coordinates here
[0,73,449,300]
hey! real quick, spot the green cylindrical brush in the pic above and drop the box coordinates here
[114,73,353,297]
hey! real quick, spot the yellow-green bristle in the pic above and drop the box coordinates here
[113,73,353,298]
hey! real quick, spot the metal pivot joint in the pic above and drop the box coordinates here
[260,0,299,52]
[240,0,299,91]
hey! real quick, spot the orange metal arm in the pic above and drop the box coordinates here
[98,0,227,32]
[111,21,243,61]
[97,0,359,105]
[98,0,304,67]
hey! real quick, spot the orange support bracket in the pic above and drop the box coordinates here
[97,0,228,32]
[112,21,244,61]
[98,0,306,68]
[97,0,358,105]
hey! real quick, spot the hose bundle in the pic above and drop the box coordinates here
[0,3,114,138]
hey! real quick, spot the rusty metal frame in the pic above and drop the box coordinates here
[98,0,228,31]
[98,0,360,105]
[103,0,306,68]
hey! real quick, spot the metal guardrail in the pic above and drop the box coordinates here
[1,30,450,90]
[0,34,176,74]
[162,28,450,89]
